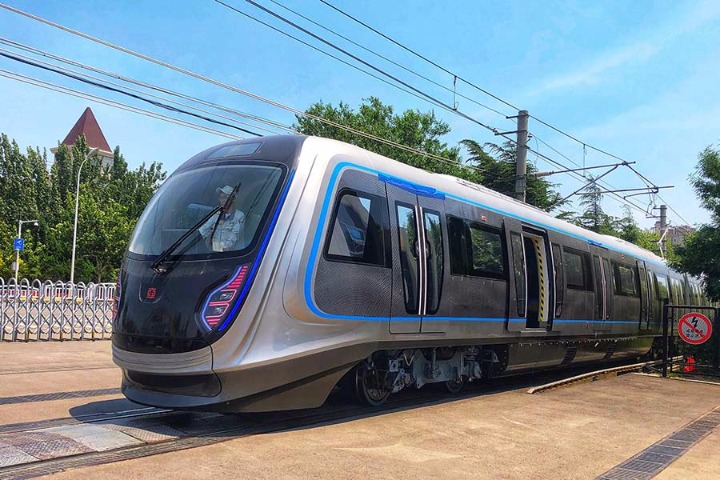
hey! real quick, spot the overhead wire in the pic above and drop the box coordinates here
[0,2,489,175]
[0,41,287,135]
[219,0,654,216]
[209,1,453,114]
[226,0,505,135]
[0,51,264,137]
[0,69,245,141]
[316,0,685,219]
[317,0,520,112]
[229,0,661,217]
[318,0,646,168]
[655,194,692,225]
[0,2,670,219]
[0,37,294,134]
[267,0,510,118]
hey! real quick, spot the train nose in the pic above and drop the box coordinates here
[114,342,222,405]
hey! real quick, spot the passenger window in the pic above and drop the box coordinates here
[447,216,505,278]
[655,274,669,300]
[563,248,592,291]
[510,232,526,316]
[424,210,443,314]
[325,191,388,266]
[612,263,639,297]
[552,244,564,317]
[397,203,419,313]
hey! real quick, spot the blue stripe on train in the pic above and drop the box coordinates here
[304,161,664,322]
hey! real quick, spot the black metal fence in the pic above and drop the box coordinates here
[662,303,720,379]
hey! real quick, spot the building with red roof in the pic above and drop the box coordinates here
[51,107,114,167]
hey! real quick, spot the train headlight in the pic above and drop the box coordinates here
[200,265,249,329]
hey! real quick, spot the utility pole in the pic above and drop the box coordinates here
[70,147,98,288]
[660,203,668,249]
[514,110,529,202]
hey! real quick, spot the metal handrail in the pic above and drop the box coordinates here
[0,278,116,341]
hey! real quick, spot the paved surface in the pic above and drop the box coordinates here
[0,341,719,479]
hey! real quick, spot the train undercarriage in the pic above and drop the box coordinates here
[343,337,653,407]
[346,347,490,406]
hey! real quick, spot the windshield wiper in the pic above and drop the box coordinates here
[151,205,221,274]
[151,182,241,274]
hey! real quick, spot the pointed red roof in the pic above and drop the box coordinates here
[61,107,111,152]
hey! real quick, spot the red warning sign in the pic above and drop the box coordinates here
[677,312,713,345]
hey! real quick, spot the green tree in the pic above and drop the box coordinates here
[0,133,166,283]
[673,146,720,300]
[460,140,562,211]
[51,192,134,282]
[295,97,468,177]
[295,97,562,210]
[559,175,621,234]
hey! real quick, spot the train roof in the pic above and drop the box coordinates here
[175,135,307,172]
[177,135,669,271]
[300,136,670,270]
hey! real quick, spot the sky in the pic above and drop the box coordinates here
[1,0,719,229]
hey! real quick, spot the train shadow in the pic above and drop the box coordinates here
[237,359,640,436]
[66,360,633,442]
[68,397,149,418]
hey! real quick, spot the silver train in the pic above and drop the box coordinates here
[112,135,707,412]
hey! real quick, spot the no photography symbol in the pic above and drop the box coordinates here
[677,312,713,345]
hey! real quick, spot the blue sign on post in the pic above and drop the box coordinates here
[13,238,24,251]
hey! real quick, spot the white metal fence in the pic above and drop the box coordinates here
[0,278,116,341]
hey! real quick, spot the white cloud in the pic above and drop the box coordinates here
[562,55,720,227]
[528,0,720,96]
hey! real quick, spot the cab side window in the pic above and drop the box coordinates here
[325,191,389,267]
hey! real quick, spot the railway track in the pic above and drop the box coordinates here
[0,358,657,480]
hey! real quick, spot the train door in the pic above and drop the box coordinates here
[505,220,525,332]
[416,195,447,333]
[602,258,614,324]
[386,182,446,334]
[507,226,552,330]
[592,255,607,331]
[638,260,650,330]
[646,269,659,330]
[388,184,421,334]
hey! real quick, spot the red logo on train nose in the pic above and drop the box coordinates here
[146,287,157,300]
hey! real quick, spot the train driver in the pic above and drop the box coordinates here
[199,185,246,252]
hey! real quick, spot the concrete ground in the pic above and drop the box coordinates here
[0,341,719,479]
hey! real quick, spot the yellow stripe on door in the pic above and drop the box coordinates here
[533,238,546,323]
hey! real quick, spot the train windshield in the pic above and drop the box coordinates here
[129,163,284,258]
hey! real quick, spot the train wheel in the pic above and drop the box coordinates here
[354,362,390,407]
[443,378,465,394]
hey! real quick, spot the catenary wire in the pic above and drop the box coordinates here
[318,0,648,170]
[0,3,490,175]
[218,0,653,215]
[655,194,692,225]
[0,70,245,141]
[0,2,646,217]
[228,0,660,216]
[0,51,263,137]
[1,53,648,217]
[316,0,684,217]
[209,0,456,115]
[0,44,287,136]
[226,0,504,134]
[267,0,510,118]
[0,37,294,134]
[0,3,660,218]
[0,0,652,207]
[317,0,520,112]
